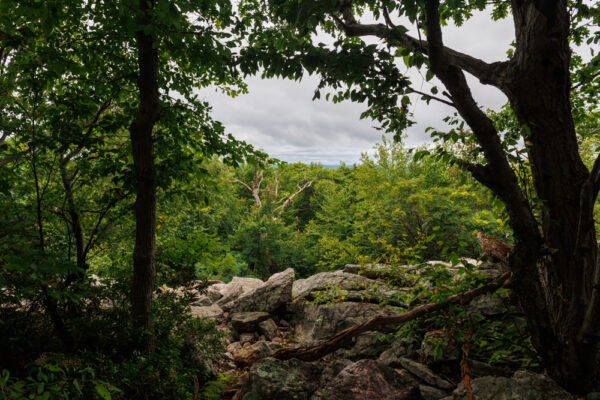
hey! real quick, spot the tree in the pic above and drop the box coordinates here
[240,0,600,392]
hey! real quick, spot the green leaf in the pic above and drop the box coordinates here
[95,384,112,400]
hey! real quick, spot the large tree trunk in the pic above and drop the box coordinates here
[420,0,600,392]
[129,0,159,354]
[503,1,599,392]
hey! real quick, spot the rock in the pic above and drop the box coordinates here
[213,277,264,307]
[292,270,381,299]
[223,268,294,313]
[230,311,271,333]
[421,331,459,366]
[448,370,575,400]
[258,319,278,341]
[343,263,396,280]
[190,303,223,319]
[239,332,255,344]
[420,385,448,400]
[206,283,226,302]
[233,341,275,365]
[468,360,512,378]
[288,302,390,346]
[378,338,410,367]
[334,331,390,360]
[240,357,324,400]
[231,276,264,291]
[226,341,242,354]
[216,284,244,307]
[466,294,507,316]
[319,359,354,382]
[190,294,212,306]
[398,358,454,390]
[312,359,422,400]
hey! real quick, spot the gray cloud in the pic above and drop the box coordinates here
[201,11,515,164]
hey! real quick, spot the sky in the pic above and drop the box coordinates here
[200,11,515,165]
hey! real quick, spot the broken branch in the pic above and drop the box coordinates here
[274,271,510,362]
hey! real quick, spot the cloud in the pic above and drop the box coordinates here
[200,11,514,164]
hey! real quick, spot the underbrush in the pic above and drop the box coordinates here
[0,263,225,400]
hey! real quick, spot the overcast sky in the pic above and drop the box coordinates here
[200,11,515,165]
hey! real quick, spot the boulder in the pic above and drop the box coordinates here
[233,341,278,365]
[240,357,324,400]
[312,359,422,400]
[239,332,255,344]
[223,268,294,313]
[447,370,575,400]
[190,303,223,319]
[343,263,396,280]
[398,358,454,390]
[215,277,263,306]
[190,294,212,306]
[293,270,380,299]
[421,331,460,366]
[466,294,507,316]
[206,283,226,302]
[419,385,447,400]
[258,319,278,341]
[378,338,411,367]
[333,331,391,360]
[230,311,271,333]
[288,302,390,346]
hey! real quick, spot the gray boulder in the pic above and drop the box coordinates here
[378,337,411,367]
[223,268,295,313]
[466,294,507,316]
[258,319,278,341]
[293,270,380,299]
[398,357,454,390]
[421,331,460,366]
[343,263,396,280]
[288,301,390,346]
[230,311,271,333]
[215,276,264,307]
[240,357,324,400]
[232,340,279,366]
[447,370,575,400]
[190,303,223,319]
[420,385,448,400]
[312,359,422,400]
[333,331,391,360]
[190,294,212,306]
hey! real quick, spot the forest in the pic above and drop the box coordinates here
[1,0,599,399]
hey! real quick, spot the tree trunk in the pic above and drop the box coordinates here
[60,162,86,275]
[502,1,600,392]
[420,0,600,391]
[129,0,159,354]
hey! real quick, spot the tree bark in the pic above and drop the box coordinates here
[59,162,86,274]
[129,0,159,354]
[424,0,600,392]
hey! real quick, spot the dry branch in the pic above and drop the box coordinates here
[274,272,510,362]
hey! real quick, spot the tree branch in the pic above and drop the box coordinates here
[408,86,455,107]
[273,178,315,216]
[233,178,253,193]
[270,272,510,363]
[423,0,539,243]
[335,0,510,88]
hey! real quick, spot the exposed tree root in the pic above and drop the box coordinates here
[274,272,511,362]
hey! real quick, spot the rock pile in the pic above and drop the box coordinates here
[185,262,574,400]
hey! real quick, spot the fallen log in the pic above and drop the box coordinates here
[274,272,511,362]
